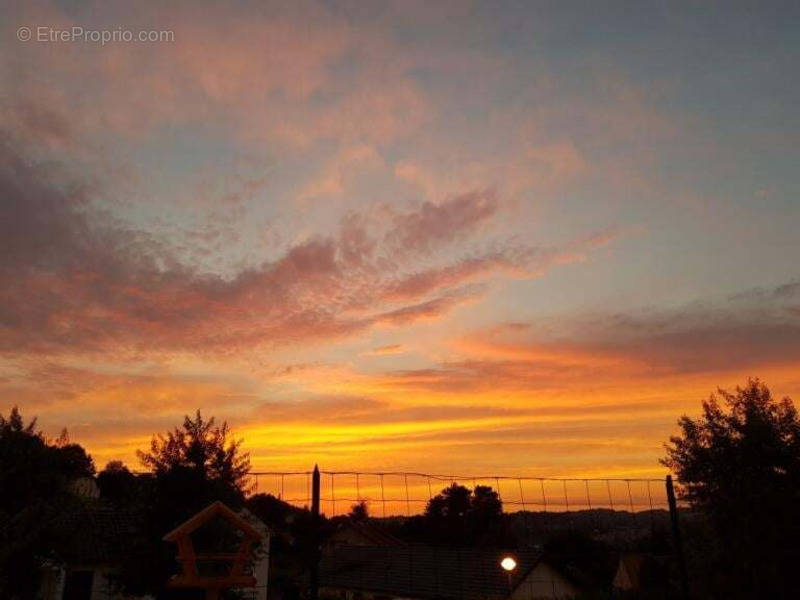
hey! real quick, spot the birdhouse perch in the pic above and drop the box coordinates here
[163,501,261,600]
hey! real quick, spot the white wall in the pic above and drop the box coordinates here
[511,562,578,600]
[235,532,271,600]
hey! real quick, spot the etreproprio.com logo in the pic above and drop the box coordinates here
[17,26,175,46]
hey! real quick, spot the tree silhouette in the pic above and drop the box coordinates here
[115,410,251,598]
[423,483,503,545]
[97,460,139,506]
[0,407,94,599]
[138,410,250,491]
[469,485,502,520]
[662,379,800,599]
[349,500,369,521]
[425,483,472,520]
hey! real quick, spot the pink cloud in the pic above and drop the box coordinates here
[385,189,498,252]
[0,140,614,357]
[374,288,482,326]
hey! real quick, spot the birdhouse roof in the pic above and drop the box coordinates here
[163,501,262,542]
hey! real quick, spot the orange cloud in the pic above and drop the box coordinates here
[363,344,406,356]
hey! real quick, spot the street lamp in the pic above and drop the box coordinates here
[500,556,517,598]
[500,556,517,572]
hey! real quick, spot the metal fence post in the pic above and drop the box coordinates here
[310,465,321,600]
[666,475,690,600]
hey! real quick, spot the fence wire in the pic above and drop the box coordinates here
[249,470,669,518]
[247,468,686,599]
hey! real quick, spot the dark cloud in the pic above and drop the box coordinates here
[774,281,800,298]
[728,280,800,303]
[570,286,800,374]
[374,283,800,394]
[385,189,498,253]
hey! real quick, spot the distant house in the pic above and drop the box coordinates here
[612,553,669,595]
[37,503,152,600]
[320,545,580,600]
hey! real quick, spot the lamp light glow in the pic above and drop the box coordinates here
[500,556,517,572]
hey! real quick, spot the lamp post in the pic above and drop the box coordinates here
[500,556,517,599]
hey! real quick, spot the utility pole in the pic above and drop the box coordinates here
[666,475,690,600]
[310,465,321,600]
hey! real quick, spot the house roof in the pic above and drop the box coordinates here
[54,503,139,565]
[239,507,273,536]
[613,552,670,591]
[616,553,645,589]
[329,519,406,547]
[320,545,545,600]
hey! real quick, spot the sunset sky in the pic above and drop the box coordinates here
[2,1,799,489]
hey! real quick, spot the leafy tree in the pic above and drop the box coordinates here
[466,485,504,543]
[115,411,252,599]
[662,379,800,599]
[0,407,94,599]
[97,461,139,506]
[425,483,472,520]
[138,410,250,491]
[424,483,503,545]
[469,485,502,521]
[0,408,94,514]
[348,500,369,521]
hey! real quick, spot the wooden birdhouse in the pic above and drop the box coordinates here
[163,501,262,600]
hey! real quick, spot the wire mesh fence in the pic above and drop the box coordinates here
[249,470,671,518]
[247,468,688,600]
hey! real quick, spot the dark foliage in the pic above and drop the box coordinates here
[113,411,252,599]
[0,407,94,599]
[426,483,473,520]
[97,460,140,506]
[662,379,800,599]
[419,483,506,546]
[348,500,369,521]
[138,410,250,490]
